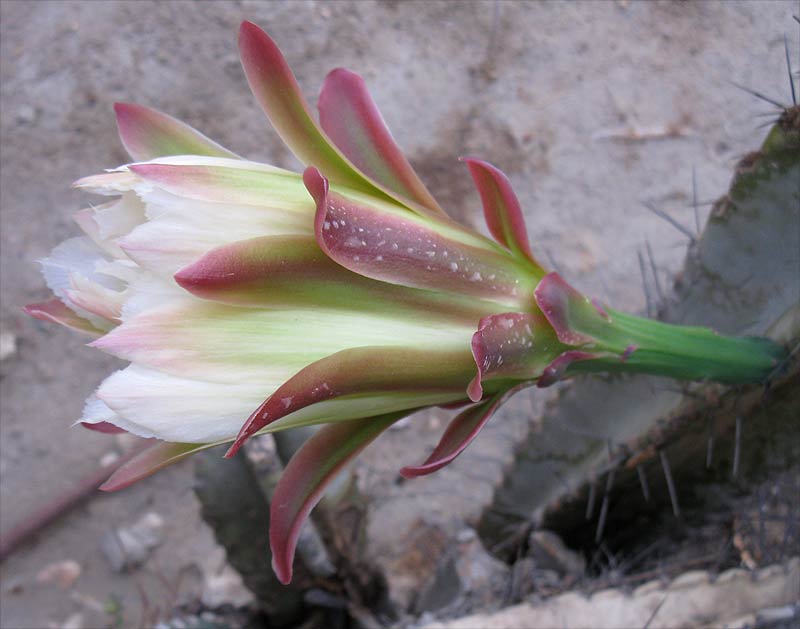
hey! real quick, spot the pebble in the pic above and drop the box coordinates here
[99,451,120,468]
[0,330,17,362]
[389,416,413,431]
[35,559,82,589]
[59,612,84,629]
[16,104,37,124]
[201,563,254,609]
[100,512,164,572]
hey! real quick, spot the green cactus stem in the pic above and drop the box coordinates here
[532,272,786,387]
[566,307,786,384]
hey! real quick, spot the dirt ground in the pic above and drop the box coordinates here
[1,1,796,627]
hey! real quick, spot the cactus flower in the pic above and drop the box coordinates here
[26,22,785,584]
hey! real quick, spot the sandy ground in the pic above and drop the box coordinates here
[1,1,797,627]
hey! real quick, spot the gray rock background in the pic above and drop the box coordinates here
[1,1,796,627]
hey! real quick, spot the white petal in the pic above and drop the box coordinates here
[73,194,146,259]
[67,273,125,321]
[41,237,123,329]
[78,396,155,439]
[132,154,293,174]
[41,237,110,297]
[80,396,117,424]
[74,157,315,276]
[119,271,195,321]
[118,206,310,275]
[91,300,473,385]
[73,170,140,194]
[94,193,146,240]
[94,259,140,285]
[96,366,267,443]
[118,189,313,276]
[94,366,459,444]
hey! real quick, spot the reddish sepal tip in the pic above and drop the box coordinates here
[81,421,126,435]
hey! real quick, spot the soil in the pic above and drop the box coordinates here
[1,1,796,628]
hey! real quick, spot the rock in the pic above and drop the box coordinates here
[385,519,451,610]
[59,613,84,629]
[414,555,462,614]
[201,563,254,609]
[174,563,205,608]
[35,559,81,589]
[422,557,800,629]
[414,527,510,615]
[509,558,563,601]
[453,528,510,606]
[100,512,164,572]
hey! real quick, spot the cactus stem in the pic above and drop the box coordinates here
[568,308,787,385]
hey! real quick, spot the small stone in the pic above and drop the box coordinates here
[427,414,442,430]
[756,605,797,624]
[715,567,748,584]
[113,431,139,451]
[68,591,106,614]
[99,451,120,468]
[36,559,82,589]
[59,613,84,629]
[456,528,477,544]
[389,416,412,431]
[304,588,348,609]
[201,563,254,609]
[101,512,164,572]
[4,577,25,595]
[633,579,663,597]
[0,330,17,362]
[668,569,710,590]
[16,104,37,124]
[242,433,276,463]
